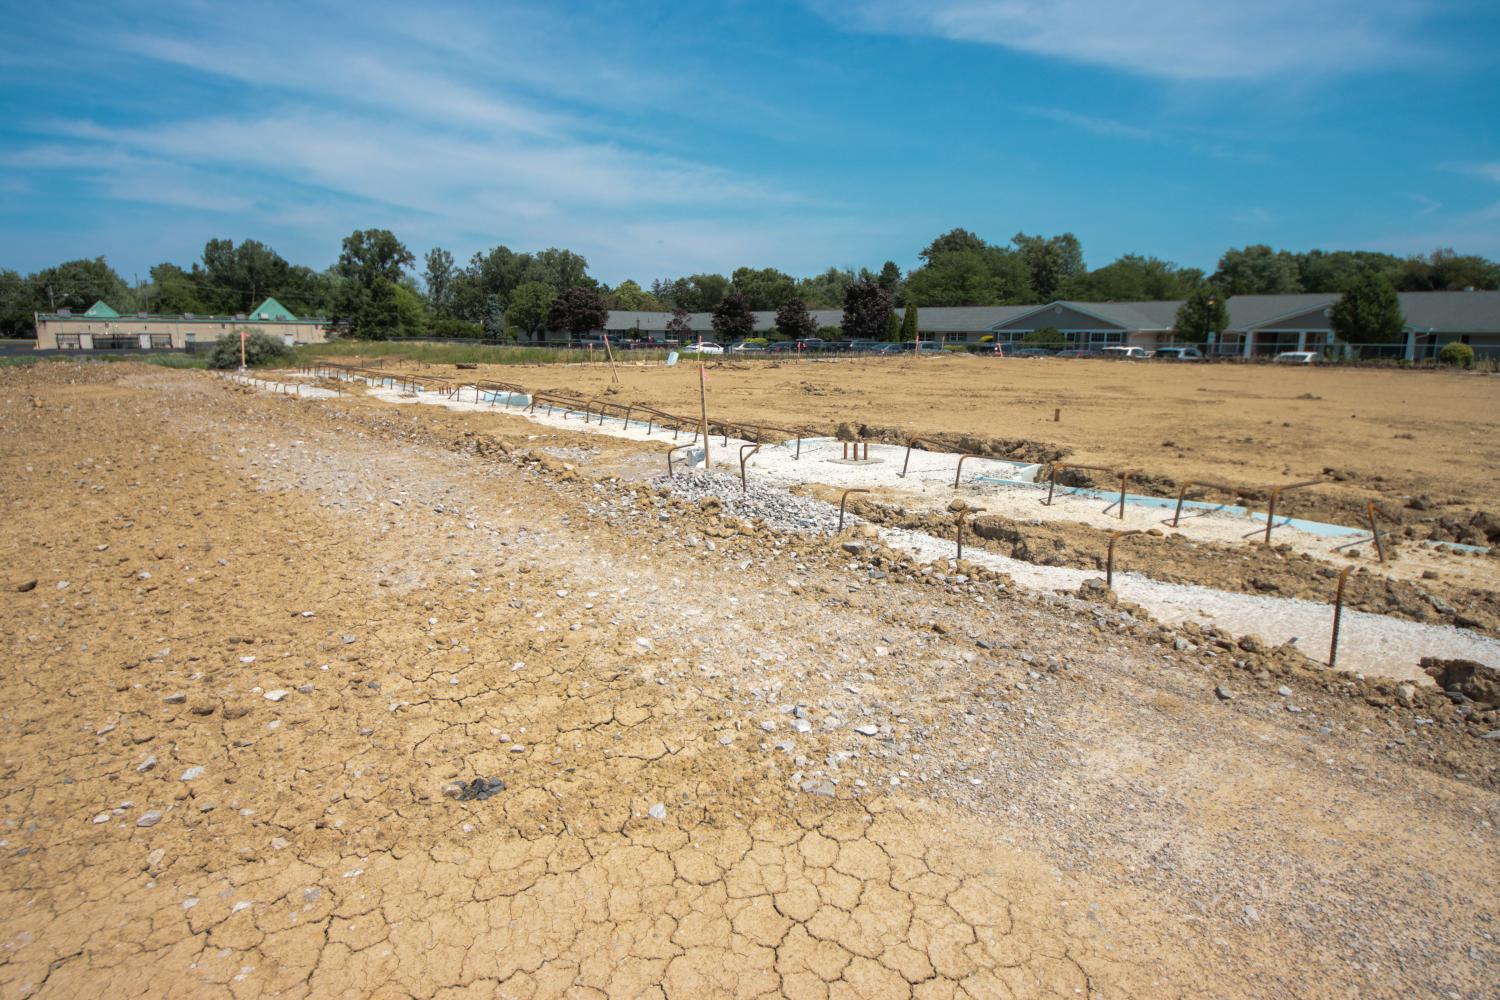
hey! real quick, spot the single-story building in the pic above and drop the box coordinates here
[589,290,1500,359]
[33,298,329,351]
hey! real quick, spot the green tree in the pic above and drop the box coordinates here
[919,228,986,262]
[1012,232,1084,301]
[31,257,131,313]
[146,263,210,315]
[877,260,902,291]
[652,273,730,312]
[1061,254,1202,301]
[730,266,796,311]
[330,229,415,340]
[711,290,755,343]
[904,247,1033,306]
[0,269,36,337]
[841,281,894,340]
[199,239,302,314]
[1212,245,1302,295]
[525,248,594,292]
[506,282,556,341]
[547,286,608,338]
[423,248,456,317]
[1396,248,1500,291]
[1330,272,1404,345]
[610,279,661,311]
[899,304,919,341]
[794,267,856,308]
[393,281,428,337]
[774,298,817,341]
[1295,250,1402,294]
[1172,286,1229,343]
[882,310,900,341]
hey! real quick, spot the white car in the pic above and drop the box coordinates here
[1102,346,1152,359]
[679,341,724,355]
[1274,351,1319,364]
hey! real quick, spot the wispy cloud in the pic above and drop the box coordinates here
[0,2,844,280]
[1024,107,1154,141]
[1022,106,1269,165]
[814,0,1434,81]
[1462,163,1500,183]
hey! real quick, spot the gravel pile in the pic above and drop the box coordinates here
[653,468,846,535]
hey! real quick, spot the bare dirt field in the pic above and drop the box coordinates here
[365,353,1500,530]
[2,361,1498,999]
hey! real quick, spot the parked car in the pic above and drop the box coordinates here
[966,342,1004,355]
[792,338,826,352]
[1009,347,1056,358]
[1152,346,1203,361]
[823,340,854,353]
[849,340,885,354]
[679,341,724,355]
[767,341,796,353]
[1101,346,1152,359]
[1274,351,1319,364]
[1053,348,1100,358]
[728,341,765,353]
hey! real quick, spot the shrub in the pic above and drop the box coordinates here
[209,330,292,369]
[979,335,994,343]
[1438,341,1474,368]
[745,337,769,346]
[429,317,484,339]
[1020,326,1068,349]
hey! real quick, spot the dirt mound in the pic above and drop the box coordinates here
[1423,657,1500,708]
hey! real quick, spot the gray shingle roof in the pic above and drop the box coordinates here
[1399,291,1500,332]
[1225,294,1338,331]
[606,291,1500,337]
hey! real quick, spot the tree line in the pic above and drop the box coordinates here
[3,226,1494,342]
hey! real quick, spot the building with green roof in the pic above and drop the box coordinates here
[33,298,329,352]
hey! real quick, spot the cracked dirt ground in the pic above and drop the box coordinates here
[1,364,1496,999]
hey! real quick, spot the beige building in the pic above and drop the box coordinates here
[34,297,328,351]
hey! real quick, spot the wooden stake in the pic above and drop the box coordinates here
[698,335,711,469]
[602,332,620,385]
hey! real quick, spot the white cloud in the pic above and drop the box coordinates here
[815,0,1433,81]
[2,3,848,282]
[1024,107,1154,141]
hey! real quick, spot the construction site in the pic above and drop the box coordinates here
[2,352,1497,999]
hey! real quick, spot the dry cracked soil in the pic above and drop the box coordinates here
[0,363,1497,999]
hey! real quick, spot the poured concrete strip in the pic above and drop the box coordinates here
[879,524,1496,683]
[267,376,1497,681]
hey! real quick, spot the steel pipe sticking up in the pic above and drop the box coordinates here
[1169,479,1243,528]
[666,444,696,479]
[1366,501,1386,562]
[953,453,984,489]
[838,488,871,533]
[1262,479,1323,545]
[1329,564,1354,668]
[738,443,761,492]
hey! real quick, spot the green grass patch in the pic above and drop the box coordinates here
[290,341,668,367]
[0,353,209,370]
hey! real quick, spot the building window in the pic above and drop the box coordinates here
[149,334,172,349]
[56,335,81,350]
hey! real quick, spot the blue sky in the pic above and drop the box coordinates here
[2,0,1498,285]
